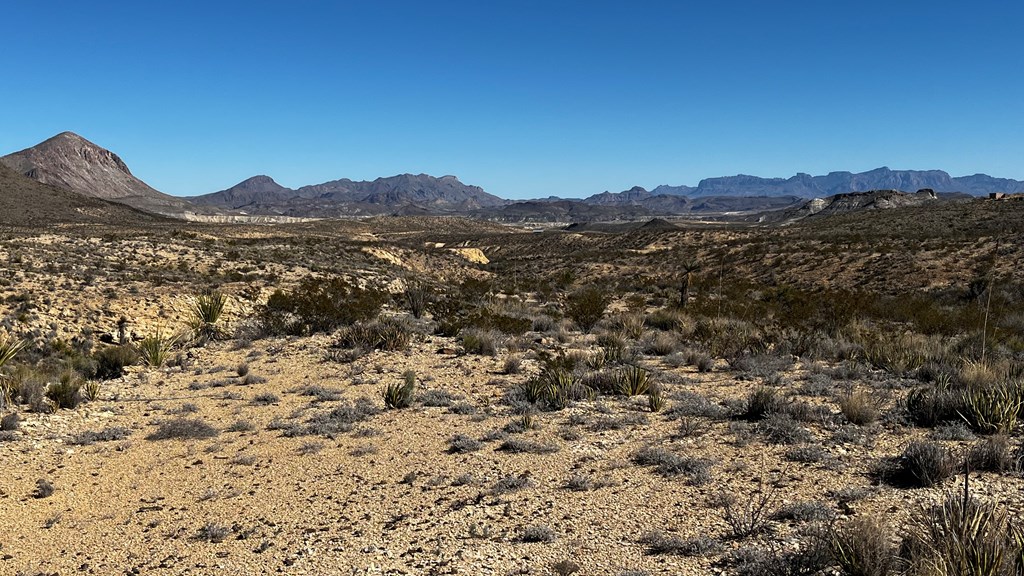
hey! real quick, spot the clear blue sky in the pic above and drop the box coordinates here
[2,1,1022,198]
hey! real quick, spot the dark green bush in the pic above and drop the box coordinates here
[260,277,384,335]
[92,345,138,380]
[565,285,611,333]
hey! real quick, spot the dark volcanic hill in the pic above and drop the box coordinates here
[0,162,163,226]
[190,173,505,216]
[0,132,196,216]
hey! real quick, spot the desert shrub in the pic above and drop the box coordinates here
[967,435,1018,473]
[138,331,176,368]
[758,413,813,445]
[901,493,1024,576]
[383,371,416,409]
[70,426,132,445]
[695,317,763,359]
[418,388,457,407]
[665,390,727,419]
[878,441,957,488]
[617,365,651,396]
[930,421,976,441]
[492,474,532,494]
[565,285,611,333]
[612,312,646,339]
[773,501,835,523]
[447,434,482,454]
[905,384,969,428]
[643,332,680,356]
[195,522,231,543]
[645,308,693,334]
[337,319,412,352]
[497,437,560,454]
[838,390,881,425]
[830,515,898,576]
[742,387,783,421]
[640,531,721,556]
[260,277,384,335]
[46,369,82,409]
[632,446,712,484]
[461,329,501,356]
[93,345,138,380]
[8,366,49,412]
[712,472,782,539]
[251,392,279,405]
[299,398,380,437]
[188,290,228,341]
[520,362,590,411]
[521,524,557,542]
[146,417,219,440]
[0,412,19,431]
[299,385,342,402]
[785,445,829,463]
[404,281,431,319]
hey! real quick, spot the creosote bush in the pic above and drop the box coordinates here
[259,277,384,335]
[565,285,611,333]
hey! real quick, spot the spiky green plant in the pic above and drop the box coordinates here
[648,383,665,412]
[82,380,101,402]
[0,334,25,369]
[383,370,416,409]
[965,381,1022,435]
[188,290,228,341]
[903,492,1024,576]
[138,330,177,368]
[46,369,82,409]
[617,365,651,396]
[0,335,26,408]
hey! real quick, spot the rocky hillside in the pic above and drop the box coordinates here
[778,188,942,223]
[0,132,196,216]
[0,162,164,226]
[190,173,506,216]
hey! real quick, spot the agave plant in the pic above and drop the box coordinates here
[188,291,228,341]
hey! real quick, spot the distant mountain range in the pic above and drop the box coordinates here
[188,173,505,217]
[3,132,1023,223]
[641,167,1024,199]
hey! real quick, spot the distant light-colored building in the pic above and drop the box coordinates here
[990,192,1007,200]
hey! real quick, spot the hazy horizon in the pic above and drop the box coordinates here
[3,1,1022,198]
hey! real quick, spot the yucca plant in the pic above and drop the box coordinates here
[138,330,177,368]
[903,492,1024,576]
[965,381,1022,435]
[82,380,101,402]
[0,334,25,369]
[383,370,416,409]
[0,334,26,408]
[617,365,651,396]
[188,290,228,341]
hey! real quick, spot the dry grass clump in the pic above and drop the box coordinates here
[877,441,958,488]
[838,389,881,425]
